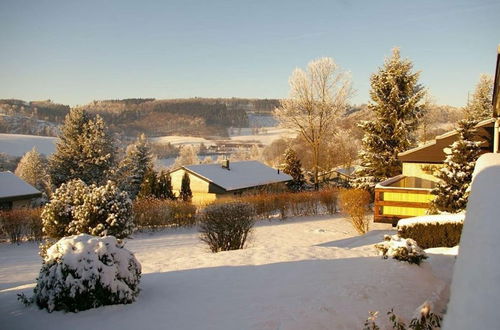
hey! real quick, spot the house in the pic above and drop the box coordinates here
[0,171,42,210]
[374,117,500,224]
[169,160,292,204]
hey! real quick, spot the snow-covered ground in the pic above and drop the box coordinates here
[228,127,295,146]
[0,215,456,330]
[0,133,57,157]
[150,135,216,146]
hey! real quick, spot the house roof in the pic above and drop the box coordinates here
[398,118,497,163]
[181,160,292,192]
[0,171,42,201]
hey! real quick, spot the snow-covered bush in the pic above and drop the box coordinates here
[375,234,427,265]
[22,234,141,312]
[42,179,134,239]
[339,188,371,234]
[397,214,464,249]
[199,202,255,252]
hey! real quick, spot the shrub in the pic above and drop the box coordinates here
[339,189,371,234]
[375,234,427,265]
[42,179,134,239]
[318,188,338,214]
[0,208,43,243]
[199,202,255,252]
[363,301,442,330]
[133,198,197,229]
[19,234,141,313]
[397,214,464,249]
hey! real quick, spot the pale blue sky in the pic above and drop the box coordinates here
[0,0,499,106]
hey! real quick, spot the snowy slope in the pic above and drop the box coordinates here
[443,153,500,329]
[0,133,57,157]
[0,215,456,330]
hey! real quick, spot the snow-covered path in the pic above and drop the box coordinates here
[0,215,456,330]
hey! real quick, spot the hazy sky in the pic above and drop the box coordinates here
[1,0,499,107]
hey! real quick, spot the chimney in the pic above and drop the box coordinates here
[221,159,230,170]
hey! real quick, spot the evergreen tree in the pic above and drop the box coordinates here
[15,147,48,194]
[49,108,115,187]
[137,168,157,199]
[156,170,175,200]
[118,134,154,199]
[430,120,481,213]
[282,148,305,192]
[179,172,192,202]
[464,74,494,121]
[356,48,426,188]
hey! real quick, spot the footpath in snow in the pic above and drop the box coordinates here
[0,214,456,330]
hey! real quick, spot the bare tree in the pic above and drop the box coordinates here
[274,57,352,189]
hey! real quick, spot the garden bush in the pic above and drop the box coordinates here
[133,198,197,230]
[375,234,427,265]
[42,179,134,239]
[0,208,43,243]
[397,214,464,249]
[339,189,371,234]
[363,301,442,330]
[199,202,255,252]
[19,234,141,313]
[318,188,338,214]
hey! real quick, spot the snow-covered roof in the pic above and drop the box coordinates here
[0,171,41,200]
[182,161,292,191]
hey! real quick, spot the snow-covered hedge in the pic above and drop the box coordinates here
[42,179,134,239]
[397,214,464,249]
[375,234,427,265]
[29,234,141,312]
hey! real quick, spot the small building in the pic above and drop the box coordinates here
[169,160,292,204]
[0,171,42,210]
[374,118,499,224]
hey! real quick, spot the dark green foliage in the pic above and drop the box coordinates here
[398,222,463,249]
[180,172,192,202]
[282,148,305,192]
[199,202,255,252]
[431,119,481,213]
[156,171,176,200]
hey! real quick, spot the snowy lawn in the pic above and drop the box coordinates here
[0,214,456,330]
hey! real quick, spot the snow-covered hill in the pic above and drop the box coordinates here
[0,133,57,157]
[0,215,456,330]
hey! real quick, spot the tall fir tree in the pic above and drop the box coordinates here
[15,147,48,194]
[118,134,154,199]
[49,108,116,187]
[282,148,305,192]
[430,120,481,213]
[179,172,192,202]
[464,74,494,121]
[356,48,426,188]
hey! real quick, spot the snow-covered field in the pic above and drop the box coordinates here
[0,133,57,157]
[0,215,456,330]
[228,127,295,146]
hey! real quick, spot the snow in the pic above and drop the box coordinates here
[443,153,500,330]
[0,171,41,199]
[397,213,465,229]
[228,127,295,146]
[0,133,57,157]
[184,160,292,191]
[0,214,457,330]
[150,136,215,146]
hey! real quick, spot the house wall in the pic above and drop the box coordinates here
[170,169,223,205]
[402,162,443,182]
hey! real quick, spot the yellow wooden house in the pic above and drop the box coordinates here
[169,160,292,205]
[374,118,499,224]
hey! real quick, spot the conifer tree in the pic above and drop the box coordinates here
[282,148,305,192]
[430,120,481,213]
[49,108,116,187]
[464,74,494,121]
[137,168,157,199]
[15,147,48,194]
[179,172,192,202]
[119,134,154,199]
[156,170,175,200]
[356,48,426,188]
